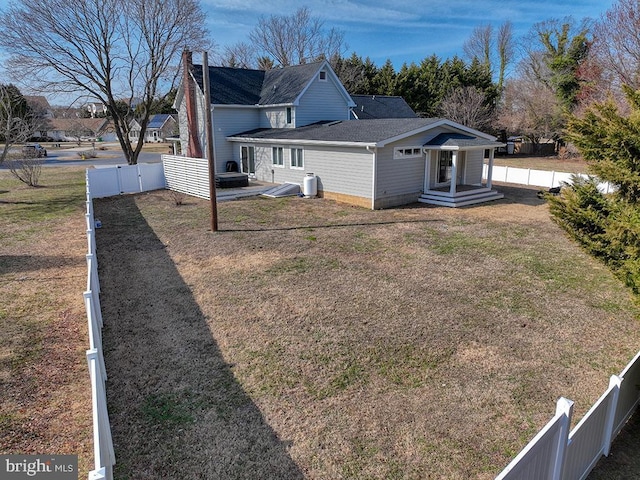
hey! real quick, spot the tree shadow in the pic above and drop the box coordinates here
[0,255,84,275]
[94,196,304,479]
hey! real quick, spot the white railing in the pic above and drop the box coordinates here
[483,164,614,193]
[84,170,115,480]
[496,351,640,479]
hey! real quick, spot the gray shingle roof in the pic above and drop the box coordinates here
[147,114,174,129]
[192,61,326,106]
[228,118,443,145]
[424,132,504,149]
[350,95,417,119]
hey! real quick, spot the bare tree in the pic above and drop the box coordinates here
[220,42,257,69]
[497,76,563,152]
[463,21,514,91]
[592,0,640,92]
[0,84,39,165]
[0,0,209,165]
[8,157,43,186]
[439,86,494,131]
[249,7,346,67]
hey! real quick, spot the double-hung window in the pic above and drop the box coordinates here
[272,146,284,166]
[291,148,304,168]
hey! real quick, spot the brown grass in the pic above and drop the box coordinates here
[0,167,92,475]
[488,155,590,174]
[94,186,640,479]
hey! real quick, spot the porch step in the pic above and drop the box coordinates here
[418,189,504,207]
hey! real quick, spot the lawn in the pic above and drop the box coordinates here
[94,186,640,479]
[488,154,590,174]
[0,167,92,475]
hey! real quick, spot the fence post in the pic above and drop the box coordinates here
[603,375,622,456]
[554,397,574,480]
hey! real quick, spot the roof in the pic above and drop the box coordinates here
[228,118,444,146]
[424,132,505,150]
[48,117,109,132]
[350,95,417,119]
[147,114,175,129]
[192,61,352,107]
[25,95,51,110]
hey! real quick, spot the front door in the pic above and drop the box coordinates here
[438,151,453,184]
[241,145,256,175]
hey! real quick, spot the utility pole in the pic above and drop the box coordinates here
[202,51,218,232]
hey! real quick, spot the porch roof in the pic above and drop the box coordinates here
[423,132,505,150]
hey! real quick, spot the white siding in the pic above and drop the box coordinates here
[252,144,373,199]
[295,75,351,126]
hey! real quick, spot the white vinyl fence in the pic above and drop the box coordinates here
[496,350,640,480]
[484,164,614,193]
[162,154,210,199]
[86,163,165,199]
[84,172,115,480]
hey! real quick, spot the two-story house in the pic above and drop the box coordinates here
[174,58,504,209]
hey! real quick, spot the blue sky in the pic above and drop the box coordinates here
[203,0,615,67]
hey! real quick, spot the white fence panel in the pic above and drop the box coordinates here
[87,168,121,198]
[613,350,640,437]
[162,154,210,199]
[563,377,620,480]
[139,163,166,191]
[117,165,141,194]
[528,170,554,188]
[496,398,573,480]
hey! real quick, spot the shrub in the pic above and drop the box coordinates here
[7,157,43,186]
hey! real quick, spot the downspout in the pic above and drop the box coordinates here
[182,50,203,158]
[367,145,377,209]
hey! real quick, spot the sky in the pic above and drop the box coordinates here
[203,0,615,68]
[0,0,617,105]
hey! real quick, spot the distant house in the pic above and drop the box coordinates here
[25,96,54,119]
[350,95,417,119]
[129,114,177,143]
[175,58,504,208]
[47,118,114,142]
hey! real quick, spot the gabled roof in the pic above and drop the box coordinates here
[424,132,504,150]
[48,117,109,133]
[191,60,354,107]
[350,95,417,119]
[147,113,176,130]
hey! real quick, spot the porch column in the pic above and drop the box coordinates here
[449,151,458,196]
[423,151,430,193]
[486,148,495,190]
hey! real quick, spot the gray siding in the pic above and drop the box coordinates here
[211,107,260,173]
[259,107,294,128]
[252,144,373,199]
[465,149,484,184]
[295,75,351,126]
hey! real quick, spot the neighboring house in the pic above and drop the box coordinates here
[129,114,178,143]
[25,96,54,119]
[350,95,417,120]
[47,118,114,142]
[175,59,504,208]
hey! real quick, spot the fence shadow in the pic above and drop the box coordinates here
[587,409,640,479]
[94,195,304,479]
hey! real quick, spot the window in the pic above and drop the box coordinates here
[286,107,292,124]
[394,146,422,159]
[291,148,304,168]
[241,145,256,175]
[438,151,453,183]
[272,146,284,166]
[319,70,327,81]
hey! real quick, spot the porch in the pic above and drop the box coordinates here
[418,132,505,207]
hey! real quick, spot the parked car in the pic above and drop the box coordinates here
[22,143,47,158]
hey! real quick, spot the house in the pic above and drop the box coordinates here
[129,114,177,143]
[175,57,504,208]
[47,117,114,142]
[349,95,417,120]
[25,96,54,119]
